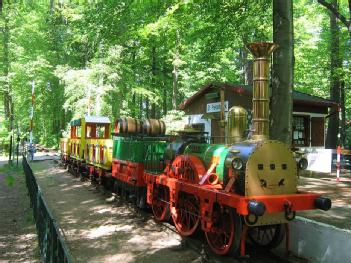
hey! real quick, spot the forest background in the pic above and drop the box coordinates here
[0,0,350,148]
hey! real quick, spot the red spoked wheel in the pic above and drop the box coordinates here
[205,206,242,255]
[170,155,206,184]
[152,185,171,221]
[172,192,200,236]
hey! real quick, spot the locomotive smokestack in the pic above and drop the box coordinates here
[246,42,278,140]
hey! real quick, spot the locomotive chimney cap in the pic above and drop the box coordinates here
[246,42,278,58]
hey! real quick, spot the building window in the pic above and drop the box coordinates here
[292,116,309,147]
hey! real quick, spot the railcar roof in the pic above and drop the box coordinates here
[70,116,111,126]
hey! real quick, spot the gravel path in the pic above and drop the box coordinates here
[0,161,39,262]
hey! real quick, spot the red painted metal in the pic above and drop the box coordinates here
[151,185,170,221]
[112,159,145,187]
[108,155,324,256]
[147,173,321,217]
[205,206,237,255]
[169,155,206,183]
[172,193,200,236]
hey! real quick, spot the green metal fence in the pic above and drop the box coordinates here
[23,156,73,263]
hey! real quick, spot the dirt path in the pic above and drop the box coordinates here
[0,161,39,262]
[30,160,204,263]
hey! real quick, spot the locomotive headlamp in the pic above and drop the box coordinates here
[298,158,308,170]
[232,158,243,170]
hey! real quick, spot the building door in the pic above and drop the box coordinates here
[311,117,325,147]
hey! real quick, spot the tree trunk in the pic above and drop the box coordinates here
[239,37,250,84]
[151,46,156,118]
[270,0,293,144]
[131,92,136,118]
[50,0,54,14]
[139,95,143,119]
[163,77,167,115]
[172,56,179,110]
[318,0,351,37]
[130,46,136,118]
[172,29,181,111]
[340,81,346,147]
[326,0,341,149]
[2,0,13,131]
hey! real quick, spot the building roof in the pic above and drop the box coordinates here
[178,82,337,110]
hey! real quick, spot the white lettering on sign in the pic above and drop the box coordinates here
[206,101,229,113]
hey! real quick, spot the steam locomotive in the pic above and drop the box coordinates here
[60,43,331,257]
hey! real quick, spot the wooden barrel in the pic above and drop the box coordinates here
[143,119,166,136]
[114,117,143,135]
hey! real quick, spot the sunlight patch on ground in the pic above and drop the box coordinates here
[90,252,135,263]
[84,224,133,239]
[151,236,181,249]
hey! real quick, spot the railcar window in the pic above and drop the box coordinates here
[270,164,275,170]
[282,164,287,170]
[86,126,92,138]
[97,126,105,138]
[76,126,81,138]
[258,164,264,170]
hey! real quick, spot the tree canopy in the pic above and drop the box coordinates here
[0,0,350,148]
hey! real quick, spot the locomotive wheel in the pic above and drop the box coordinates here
[170,155,206,184]
[172,192,200,236]
[247,224,285,249]
[205,206,242,256]
[152,185,170,221]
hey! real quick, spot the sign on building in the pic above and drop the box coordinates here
[306,149,332,173]
[206,101,229,113]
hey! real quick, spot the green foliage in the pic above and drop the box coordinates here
[0,1,349,147]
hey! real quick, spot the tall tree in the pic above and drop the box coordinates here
[270,0,294,144]
[318,0,350,147]
[325,0,342,148]
[1,0,13,131]
[318,0,351,37]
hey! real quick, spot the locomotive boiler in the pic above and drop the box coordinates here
[60,42,331,258]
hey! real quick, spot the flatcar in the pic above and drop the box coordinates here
[60,42,331,257]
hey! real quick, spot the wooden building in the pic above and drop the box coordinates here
[179,83,337,147]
